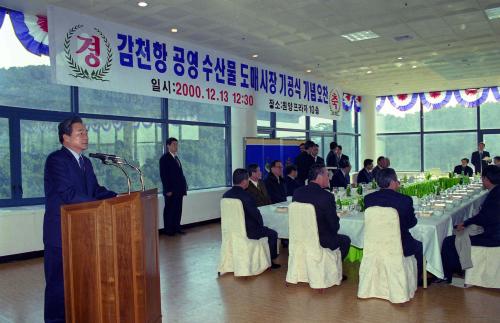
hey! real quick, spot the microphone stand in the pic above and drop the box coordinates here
[103,159,132,194]
[90,153,145,194]
[123,160,145,191]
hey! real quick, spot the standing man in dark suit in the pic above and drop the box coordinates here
[293,164,351,261]
[223,169,281,268]
[311,144,325,165]
[284,165,300,197]
[44,117,116,323]
[264,160,287,203]
[357,159,374,185]
[246,164,272,206]
[331,159,351,189]
[326,141,338,167]
[294,140,315,186]
[440,165,500,283]
[471,142,490,174]
[453,158,473,177]
[364,168,424,285]
[335,145,349,166]
[159,137,188,236]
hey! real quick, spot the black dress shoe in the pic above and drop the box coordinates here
[177,230,186,235]
[271,262,281,269]
[342,275,348,281]
[431,277,451,285]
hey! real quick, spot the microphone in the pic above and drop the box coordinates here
[89,153,117,162]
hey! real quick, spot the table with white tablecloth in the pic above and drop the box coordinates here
[258,190,488,279]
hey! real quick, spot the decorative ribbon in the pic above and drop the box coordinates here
[9,10,49,56]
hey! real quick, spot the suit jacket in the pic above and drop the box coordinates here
[313,156,325,166]
[326,150,338,167]
[364,189,419,256]
[371,166,383,182]
[464,185,500,243]
[453,165,473,177]
[295,151,315,185]
[284,175,300,197]
[264,174,287,204]
[293,182,341,250]
[331,169,349,188]
[159,153,187,196]
[246,179,272,207]
[471,150,490,174]
[357,168,373,184]
[44,147,116,247]
[223,186,268,239]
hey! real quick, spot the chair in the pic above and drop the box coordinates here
[217,198,271,277]
[465,246,500,288]
[286,202,342,289]
[358,206,417,303]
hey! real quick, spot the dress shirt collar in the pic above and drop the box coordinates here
[249,178,259,188]
[64,146,82,163]
[169,151,177,159]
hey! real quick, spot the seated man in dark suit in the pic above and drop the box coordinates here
[453,158,474,177]
[357,158,374,185]
[494,156,500,166]
[294,140,315,186]
[440,165,500,283]
[312,144,325,165]
[471,142,490,174]
[245,164,272,207]
[284,165,300,197]
[331,159,351,189]
[223,169,281,269]
[44,116,117,322]
[293,164,351,262]
[371,156,386,183]
[264,160,287,204]
[364,168,424,285]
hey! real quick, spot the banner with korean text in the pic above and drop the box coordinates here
[48,6,343,119]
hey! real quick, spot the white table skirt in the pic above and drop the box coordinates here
[259,190,488,279]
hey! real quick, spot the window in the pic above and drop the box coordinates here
[85,119,163,193]
[275,130,306,139]
[376,103,420,133]
[480,102,500,129]
[377,134,421,171]
[424,105,476,131]
[168,99,225,123]
[276,113,306,129]
[337,134,356,163]
[79,88,161,118]
[310,116,333,132]
[424,132,477,172]
[310,135,333,158]
[0,118,10,199]
[337,109,355,133]
[169,124,227,189]
[481,134,500,160]
[0,14,70,111]
[257,111,271,127]
[20,120,60,198]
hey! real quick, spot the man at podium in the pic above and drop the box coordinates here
[44,116,116,323]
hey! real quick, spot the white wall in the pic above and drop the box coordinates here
[231,107,257,171]
[359,95,377,162]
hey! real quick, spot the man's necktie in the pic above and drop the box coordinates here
[78,156,85,171]
[175,155,181,168]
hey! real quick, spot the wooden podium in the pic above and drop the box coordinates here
[61,189,161,323]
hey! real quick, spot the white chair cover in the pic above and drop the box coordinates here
[286,202,342,289]
[465,246,500,288]
[358,206,418,303]
[217,198,271,276]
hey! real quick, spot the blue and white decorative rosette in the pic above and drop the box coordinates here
[419,90,452,110]
[453,88,489,108]
[387,93,419,111]
[9,9,49,56]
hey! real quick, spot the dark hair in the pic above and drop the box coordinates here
[377,168,398,188]
[339,159,350,169]
[247,163,260,176]
[482,165,500,184]
[166,137,178,146]
[461,158,469,163]
[329,141,338,150]
[299,143,305,147]
[58,116,83,144]
[364,159,374,168]
[337,145,343,150]
[285,164,297,175]
[478,142,485,146]
[314,144,319,148]
[233,168,249,185]
[494,156,500,162]
[304,140,315,150]
[270,160,282,168]
[377,156,385,163]
[308,164,326,181]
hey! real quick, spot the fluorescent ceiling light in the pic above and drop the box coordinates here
[341,30,379,42]
[137,1,148,7]
[485,7,500,20]
[366,70,373,74]
[171,28,178,33]
[397,56,404,60]
[306,69,312,73]
[412,65,417,69]
[252,54,259,58]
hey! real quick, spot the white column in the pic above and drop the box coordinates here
[231,107,257,172]
[360,95,377,162]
